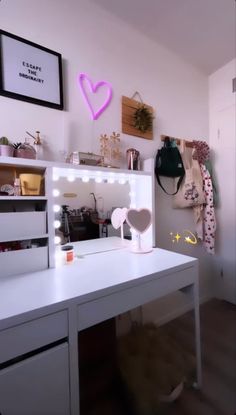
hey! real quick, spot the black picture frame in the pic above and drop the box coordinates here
[0,30,63,110]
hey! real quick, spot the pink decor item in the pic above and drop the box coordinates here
[111,208,127,230]
[111,207,127,241]
[126,208,152,253]
[126,208,152,234]
[78,73,113,120]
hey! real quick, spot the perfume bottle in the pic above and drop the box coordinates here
[33,131,44,160]
[13,178,21,196]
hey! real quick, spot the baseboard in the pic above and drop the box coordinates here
[153,294,212,327]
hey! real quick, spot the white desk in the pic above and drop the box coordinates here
[0,238,201,415]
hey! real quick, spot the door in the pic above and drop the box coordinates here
[0,343,70,415]
[215,105,236,304]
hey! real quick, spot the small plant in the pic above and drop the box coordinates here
[133,105,153,133]
[0,136,11,145]
[13,140,36,159]
[13,142,23,149]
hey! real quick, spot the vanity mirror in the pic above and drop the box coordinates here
[52,162,155,254]
[0,156,154,276]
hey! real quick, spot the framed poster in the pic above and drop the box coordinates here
[0,30,63,110]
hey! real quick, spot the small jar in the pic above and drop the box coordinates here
[61,245,74,264]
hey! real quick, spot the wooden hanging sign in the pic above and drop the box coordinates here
[122,95,154,140]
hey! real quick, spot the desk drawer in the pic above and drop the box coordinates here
[0,212,47,242]
[77,267,195,330]
[0,310,68,364]
[0,246,48,278]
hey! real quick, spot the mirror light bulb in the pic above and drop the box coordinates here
[53,189,60,197]
[53,204,60,213]
[54,220,61,229]
[82,176,90,183]
[95,177,102,183]
[54,236,61,245]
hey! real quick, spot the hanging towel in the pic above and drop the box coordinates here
[192,140,218,207]
[192,141,217,253]
[201,164,216,254]
[204,160,218,207]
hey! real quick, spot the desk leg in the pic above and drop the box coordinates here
[192,277,202,389]
[68,305,80,415]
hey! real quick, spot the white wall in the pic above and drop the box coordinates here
[0,0,211,322]
[209,59,236,304]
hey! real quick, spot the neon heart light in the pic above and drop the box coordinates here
[78,73,113,120]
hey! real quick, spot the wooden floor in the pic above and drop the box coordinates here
[85,299,236,415]
[163,299,236,415]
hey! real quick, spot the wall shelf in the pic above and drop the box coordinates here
[0,196,48,201]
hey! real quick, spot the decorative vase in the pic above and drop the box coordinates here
[14,143,36,159]
[0,144,14,157]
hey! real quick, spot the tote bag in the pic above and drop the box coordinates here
[173,140,205,208]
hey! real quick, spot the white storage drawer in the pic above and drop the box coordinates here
[0,343,70,415]
[0,246,48,278]
[0,211,47,242]
[0,310,68,364]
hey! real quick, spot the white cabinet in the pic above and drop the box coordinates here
[0,343,70,415]
[0,158,50,277]
[0,311,70,414]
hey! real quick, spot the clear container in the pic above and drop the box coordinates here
[34,143,44,160]
[13,178,21,196]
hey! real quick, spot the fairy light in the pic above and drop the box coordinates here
[53,189,60,197]
[95,177,102,183]
[54,235,61,245]
[53,174,59,181]
[53,204,60,213]
[54,220,61,229]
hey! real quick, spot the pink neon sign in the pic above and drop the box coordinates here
[78,73,113,120]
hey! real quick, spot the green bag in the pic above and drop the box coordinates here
[155,137,185,195]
